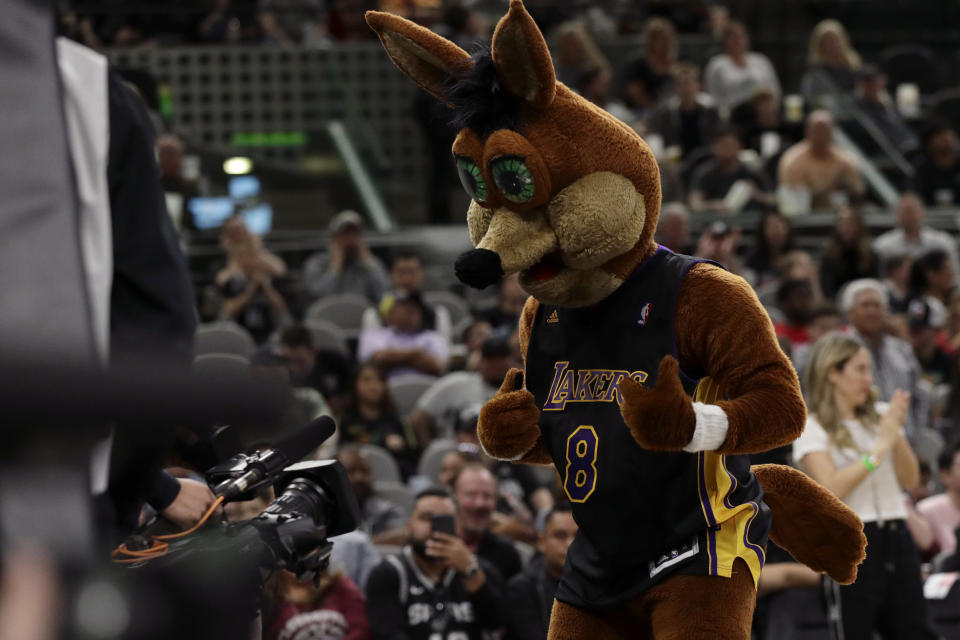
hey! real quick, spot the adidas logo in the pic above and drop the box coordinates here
[547,309,559,324]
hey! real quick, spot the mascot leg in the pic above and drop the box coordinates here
[547,599,623,640]
[642,558,756,640]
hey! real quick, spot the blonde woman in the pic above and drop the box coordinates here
[801,19,862,105]
[794,332,935,640]
[623,17,677,115]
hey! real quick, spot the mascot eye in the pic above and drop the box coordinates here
[455,156,488,203]
[491,156,535,204]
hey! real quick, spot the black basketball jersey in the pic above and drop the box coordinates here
[367,547,504,640]
[525,246,769,610]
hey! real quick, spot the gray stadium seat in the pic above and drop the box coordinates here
[416,438,455,480]
[305,293,371,339]
[388,373,438,419]
[423,291,472,327]
[195,321,255,358]
[373,481,414,516]
[361,443,402,484]
[192,353,250,376]
[303,319,349,356]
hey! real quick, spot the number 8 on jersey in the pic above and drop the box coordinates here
[564,425,598,502]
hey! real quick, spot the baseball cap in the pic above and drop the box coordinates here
[328,209,364,234]
[907,297,946,329]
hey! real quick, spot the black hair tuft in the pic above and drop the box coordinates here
[443,44,523,139]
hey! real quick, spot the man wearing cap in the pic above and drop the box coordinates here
[906,297,955,386]
[302,210,391,303]
[851,65,918,155]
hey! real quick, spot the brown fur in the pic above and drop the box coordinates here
[366,2,865,637]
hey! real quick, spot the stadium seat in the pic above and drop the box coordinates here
[880,44,940,95]
[416,438,455,480]
[423,291,472,327]
[373,481,414,516]
[305,293,371,339]
[361,443,402,484]
[194,321,255,358]
[303,319,349,356]
[192,353,250,376]
[388,373,438,419]
[932,88,960,134]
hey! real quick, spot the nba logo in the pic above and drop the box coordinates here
[637,302,652,326]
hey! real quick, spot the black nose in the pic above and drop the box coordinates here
[455,249,503,290]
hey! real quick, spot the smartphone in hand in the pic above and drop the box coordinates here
[430,514,456,537]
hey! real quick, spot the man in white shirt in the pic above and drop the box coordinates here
[874,193,960,278]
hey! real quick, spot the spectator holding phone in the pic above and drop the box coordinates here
[365,487,506,640]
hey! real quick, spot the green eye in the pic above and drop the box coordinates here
[455,156,488,203]
[491,156,535,204]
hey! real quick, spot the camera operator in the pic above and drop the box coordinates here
[365,487,506,640]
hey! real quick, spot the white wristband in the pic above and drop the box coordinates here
[682,402,730,452]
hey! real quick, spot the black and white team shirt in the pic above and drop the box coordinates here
[365,547,506,640]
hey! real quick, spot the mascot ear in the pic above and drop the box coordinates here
[366,11,472,100]
[491,0,556,109]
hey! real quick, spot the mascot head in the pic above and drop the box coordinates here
[367,0,661,307]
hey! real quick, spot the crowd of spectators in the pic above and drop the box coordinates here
[127,1,960,638]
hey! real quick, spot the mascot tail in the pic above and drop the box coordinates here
[752,464,866,585]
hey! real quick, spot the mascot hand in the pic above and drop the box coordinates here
[619,356,696,451]
[477,368,542,460]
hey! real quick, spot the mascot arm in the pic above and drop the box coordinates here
[620,264,804,454]
[675,264,805,454]
[477,297,553,464]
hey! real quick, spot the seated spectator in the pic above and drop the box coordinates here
[820,206,879,299]
[505,504,578,640]
[907,298,955,386]
[622,17,676,118]
[780,250,825,306]
[909,249,956,307]
[918,439,960,557]
[843,279,929,438]
[774,279,814,363]
[262,568,369,640]
[279,324,354,413]
[645,63,720,160]
[882,253,913,314]
[453,464,523,582]
[551,19,610,91]
[744,211,795,288]
[800,20,862,107]
[339,362,406,446]
[303,210,390,303]
[730,86,803,160]
[358,291,448,378]
[655,202,692,254]
[408,335,517,446]
[688,126,775,214]
[874,193,960,277]
[338,363,414,476]
[778,110,865,210]
[478,273,528,333]
[693,220,744,276]
[370,251,451,341]
[337,445,408,545]
[215,216,289,344]
[365,488,506,640]
[851,65,919,155]
[703,21,781,111]
[910,122,960,207]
